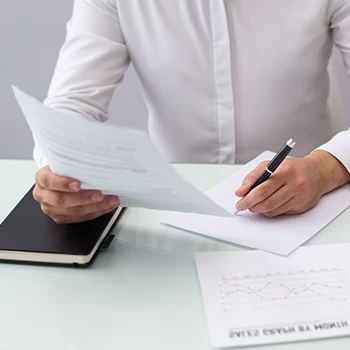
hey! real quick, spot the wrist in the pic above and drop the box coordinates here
[304,150,350,195]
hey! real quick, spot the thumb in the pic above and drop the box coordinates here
[234,161,268,197]
[235,183,250,198]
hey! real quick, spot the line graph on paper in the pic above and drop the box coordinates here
[219,268,350,312]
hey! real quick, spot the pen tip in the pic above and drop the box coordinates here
[234,210,239,215]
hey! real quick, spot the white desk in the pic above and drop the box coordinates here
[1,160,349,350]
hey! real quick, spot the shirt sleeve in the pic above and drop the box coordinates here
[316,0,350,173]
[34,0,130,168]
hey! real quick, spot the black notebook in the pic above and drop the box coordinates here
[0,185,124,266]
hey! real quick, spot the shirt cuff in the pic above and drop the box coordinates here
[315,128,350,173]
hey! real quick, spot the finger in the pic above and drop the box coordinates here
[50,206,117,225]
[36,187,109,208]
[236,175,285,211]
[234,184,251,198]
[35,166,81,193]
[235,161,269,197]
[41,195,120,217]
[249,184,294,214]
[281,197,320,216]
[262,198,296,218]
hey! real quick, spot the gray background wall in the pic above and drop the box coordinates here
[1,1,349,160]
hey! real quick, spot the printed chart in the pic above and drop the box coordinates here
[196,245,350,347]
[220,268,349,312]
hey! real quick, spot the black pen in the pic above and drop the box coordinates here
[234,138,296,215]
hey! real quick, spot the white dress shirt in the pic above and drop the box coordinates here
[35,0,350,171]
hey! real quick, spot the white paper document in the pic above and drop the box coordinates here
[161,151,350,255]
[196,243,350,348]
[12,86,233,217]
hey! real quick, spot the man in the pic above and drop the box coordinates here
[33,0,350,224]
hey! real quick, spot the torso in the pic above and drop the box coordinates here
[117,0,335,163]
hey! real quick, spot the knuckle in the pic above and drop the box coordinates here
[280,164,294,176]
[102,197,115,208]
[32,186,41,202]
[295,177,308,191]
[256,186,268,198]
[40,172,50,189]
[72,206,85,216]
[35,167,48,184]
[263,200,275,212]
[40,204,52,215]
[83,192,96,204]
[52,193,65,208]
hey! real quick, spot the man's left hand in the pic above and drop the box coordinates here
[235,151,350,217]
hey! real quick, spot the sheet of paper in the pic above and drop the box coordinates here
[196,243,350,348]
[12,86,233,217]
[161,151,350,255]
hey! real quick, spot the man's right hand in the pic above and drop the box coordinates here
[33,166,120,224]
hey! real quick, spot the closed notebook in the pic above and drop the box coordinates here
[0,185,124,266]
